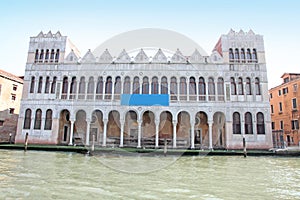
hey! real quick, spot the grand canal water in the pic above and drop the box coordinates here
[0,150,299,200]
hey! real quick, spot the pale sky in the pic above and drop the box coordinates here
[0,0,299,88]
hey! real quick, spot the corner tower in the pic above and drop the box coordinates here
[26,31,79,64]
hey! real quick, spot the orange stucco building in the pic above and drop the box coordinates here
[269,73,300,147]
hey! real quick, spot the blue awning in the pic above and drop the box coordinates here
[121,94,169,106]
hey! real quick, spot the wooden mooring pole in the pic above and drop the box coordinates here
[243,136,247,158]
[24,132,29,152]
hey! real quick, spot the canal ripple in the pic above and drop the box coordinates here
[0,150,299,199]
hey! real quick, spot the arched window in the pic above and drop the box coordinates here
[51,76,57,94]
[238,77,244,95]
[189,77,196,100]
[252,49,257,62]
[69,77,77,99]
[123,76,130,94]
[44,76,50,93]
[34,49,39,63]
[208,77,215,101]
[37,76,43,93]
[34,109,42,130]
[45,49,49,62]
[30,76,35,93]
[105,76,112,99]
[245,77,251,95]
[61,76,68,99]
[44,109,52,130]
[230,77,236,95]
[114,76,121,99]
[87,77,94,99]
[234,48,239,62]
[255,77,261,95]
[241,48,245,62]
[78,76,86,99]
[161,76,168,94]
[217,77,224,101]
[23,109,32,129]
[245,112,253,134]
[233,112,241,134]
[96,76,103,99]
[257,112,265,134]
[39,49,44,62]
[151,77,158,94]
[55,49,60,62]
[170,77,177,100]
[246,48,251,62]
[142,76,149,94]
[133,76,140,94]
[180,77,187,100]
[198,77,206,101]
[229,48,234,61]
[50,49,55,62]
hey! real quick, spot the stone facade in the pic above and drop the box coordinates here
[0,70,23,142]
[15,29,272,149]
[269,73,300,147]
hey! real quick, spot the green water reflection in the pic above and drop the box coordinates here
[0,150,299,200]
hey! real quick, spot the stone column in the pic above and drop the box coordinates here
[120,120,124,147]
[93,80,97,100]
[137,120,142,148]
[196,80,199,102]
[158,80,161,94]
[84,81,88,100]
[85,119,91,145]
[67,79,71,99]
[102,119,108,146]
[214,82,217,101]
[111,78,115,100]
[205,79,208,101]
[30,117,35,132]
[187,79,189,101]
[76,78,80,100]
[155,120,159,148]
[190,119,195,149]
[208,121,213,150]
[173,120,177,148]
[69,120,74,145]
[102,81,106,100]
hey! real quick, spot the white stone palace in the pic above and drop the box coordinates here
[15,29,272,149]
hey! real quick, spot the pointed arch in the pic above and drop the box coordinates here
[105,76,112,99]
[230,77,236,95]
[198,77,206,101]
[180,77,187,100]
[257,112,265,134]
[189,77,196,100]
[44,109,53,130]
[151,76,158,94]
[133,76,140,94]
[142,76,150,94]
[170,77,178,100]
[69,76,77,99]
[208,77,215,101]
[161,76,168,94]
[114,76,121,99]
[87,76,94,99]
[233,112,241,134]
[23,109,32,129]
[217,77,224,101]
[123,76,131,94]
[34,109,42,130]
[245,112,253,134]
